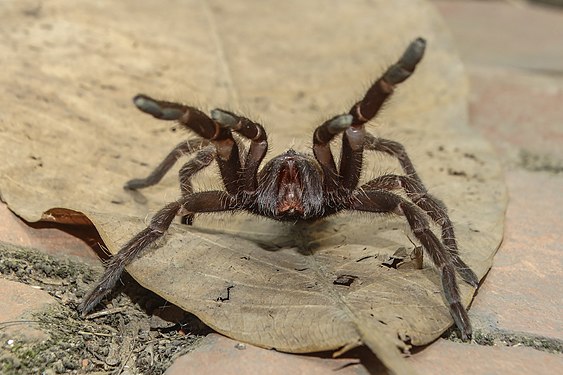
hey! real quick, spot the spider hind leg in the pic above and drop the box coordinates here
[349,189,473,340]
[361,173,479,287]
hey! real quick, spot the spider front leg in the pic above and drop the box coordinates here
[349,189,472,340]
[133,94,243,194]
[340,38,426,190]
[210,109,268,193]
[312,114,353,192]
[349,37,426,127]
[311,38,425,191]
[79,190,235,315]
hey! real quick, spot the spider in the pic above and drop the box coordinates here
[79,37,479,340]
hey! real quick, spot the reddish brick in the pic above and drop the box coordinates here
[165,333,382,375]
[410,338,563,375]
[0,279,55,342]
[470,170,563,340]
[433,0,563,71]
[467,66,563,162]
[166,333,563,375]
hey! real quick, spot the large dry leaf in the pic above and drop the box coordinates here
[0,0,507,372]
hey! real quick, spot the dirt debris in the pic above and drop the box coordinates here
[442,326,563,355]
[0,243,208,374]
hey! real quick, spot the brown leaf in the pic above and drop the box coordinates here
[0,0,507,373]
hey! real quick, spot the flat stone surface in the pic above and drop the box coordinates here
[165,333,385,375]
[166,333,563,375]
[0,278,55,343]
[467,66,563,166]
[410,338,563,375]
[433,0,563,71]
[469,170,563,340]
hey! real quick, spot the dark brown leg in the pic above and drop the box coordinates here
[364,133,422,183]
[79,190,235,315]
[348,38,426,126]
[361,175,479,287]
[211,109,268,193]
[312,114,353,192]
[349,189,472,340]
[133,94,242,195]
[125,139,210,190]
[178,146,216,224]
[339,38,426,190]
[179,146,216,198]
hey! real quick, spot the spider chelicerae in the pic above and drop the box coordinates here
[79,37,479,340]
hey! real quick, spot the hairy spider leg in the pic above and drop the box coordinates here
[124,138,211,190]
[178,147,216,199]
[309,36,472,338]
[364,133,422,183]
[340,37,427,190]
[349,38,426,127]
[210,109,268,193]
[312,114,353,192]
[78,190,235,316]
[349,189,472,340]
[361,174,479,287]
[178,146,216,224]
[133,94,242,195]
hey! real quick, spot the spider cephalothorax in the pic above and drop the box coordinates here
[80,38,479,340]
[254,149,325,219]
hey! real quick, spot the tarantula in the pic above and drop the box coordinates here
[79,37,479,340]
